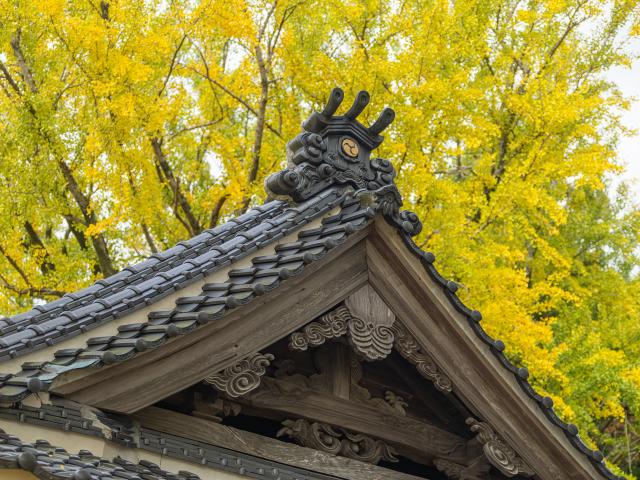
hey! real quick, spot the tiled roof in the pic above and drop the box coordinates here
[0,88,625,480]
[0,400,342,480]
[0,440,201,480]
[0,192,373,403]
[0,190,341,362]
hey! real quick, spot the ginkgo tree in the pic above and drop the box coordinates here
[1,0,640,475]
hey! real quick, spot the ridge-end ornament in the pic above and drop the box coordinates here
[265,88,396,200]
[265,88,422,237]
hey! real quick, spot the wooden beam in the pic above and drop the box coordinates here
[133,406,425,480]
[385,354,457,427]
[239,376,469,464]
[314,343,352,399]
[52,228,370,412]
[366,221,602,480]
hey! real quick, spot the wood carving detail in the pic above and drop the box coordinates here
[347,316,395,361]
[289,302,396,362]
[466,418,534,478]
[204,352,274,398]
[348,356,408,415]
[273,352,408,416]
[277,418,398,465]
[392,322,453,392]
[288,287,453,393]
[289,306,350,350]
[345,285,396,361]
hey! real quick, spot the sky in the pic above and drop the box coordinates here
[607,37,640,196]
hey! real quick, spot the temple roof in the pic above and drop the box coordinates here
[0,89,624,480]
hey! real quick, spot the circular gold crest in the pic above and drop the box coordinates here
[341,137,359,158]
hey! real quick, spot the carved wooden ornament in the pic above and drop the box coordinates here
[466,418,534,477]
[289,290,453,393]
[289,306,350,350]
[277,418,398,465]
[204,352,274,398]
[392,322,453,393]
[345,285,396,361]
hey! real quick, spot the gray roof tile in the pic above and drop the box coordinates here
[0,195,370,403]
[0,198,302,361]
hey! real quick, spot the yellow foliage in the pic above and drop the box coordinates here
[1,0,640,475]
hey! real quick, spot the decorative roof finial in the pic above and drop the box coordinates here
[266,88,396,199]
[265,88,421,237]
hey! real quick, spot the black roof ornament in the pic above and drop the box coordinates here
[266,88,421,236]
[267,89,393,193]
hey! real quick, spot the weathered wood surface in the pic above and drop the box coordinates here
[53,228,370,412]
[345,285,396,360]
[315,343,352,399]
[133,407,425,480]
[367,220,601,480]
[240,376,469,464]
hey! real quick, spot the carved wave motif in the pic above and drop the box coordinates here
[277,418,397,465]
[466,418,534,478]
[204,352,274,398]
[392,323,453,392]
[348,315,395,361]
[289,306,350,351]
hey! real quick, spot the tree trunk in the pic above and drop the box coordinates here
[151,137,202,236]
[239,45,269,214]
[58,160,116,277]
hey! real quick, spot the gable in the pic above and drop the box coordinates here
[0,88,623,480]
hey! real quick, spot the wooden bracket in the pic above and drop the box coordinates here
[467,417,534,477]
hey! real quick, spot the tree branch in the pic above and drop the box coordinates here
[10,29,38,94]
[0,61,22,95]
[0,245,33,288]
[58,160,116,276]
[141,223,159,254]
[158,34,188,98]
[0,272,66,298]
[209,194,229,228]
[151,137,203,235]
[188,49,283,139]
